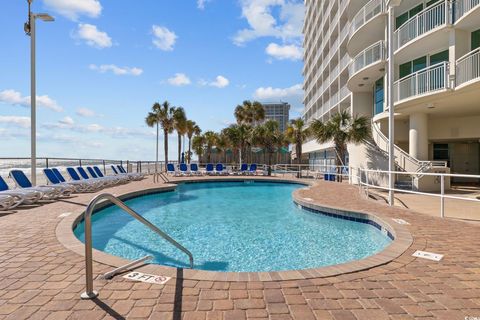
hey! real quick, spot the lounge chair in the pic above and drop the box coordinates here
[117,165,145,180]
[43,169,84,193]
[77,167,113,188]
[238,163,248,175]
[93,166,129,184]
[53,168,97,192]
[110,165,140,181]
[86,167,119,187]
[248,164,258,175]
[66,167,104,191]
[179,163,190,176]
[205,163,214,175]
[166,163,179,176]
[215,163,227,175]
[9,170,65,199]
[0,176,38,205]
[190,163,201,175]
[0,194,19,210]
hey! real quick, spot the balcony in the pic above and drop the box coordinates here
[456,48,480,87]
[394,1,451,60]
[348,41,386,92]
[394,62,450,103]
[348,0,385,56]
[454,0,480,30]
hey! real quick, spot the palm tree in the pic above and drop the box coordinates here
[173,107,187,163]
[234,100,265,125]
[286,118,310,164]
[186,120,201,164]
[145,102,162,172]
[153,101,176,171]
[216,131,229,163]
[253,120,284,175]
[192,134,205,162]
[309,110,370,181]
[203,131,217,163]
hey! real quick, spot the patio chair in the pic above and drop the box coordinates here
[9,170,64,199]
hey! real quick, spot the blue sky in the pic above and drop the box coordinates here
[0,0,304,160]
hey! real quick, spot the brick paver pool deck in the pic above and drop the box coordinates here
[1,175,479,319]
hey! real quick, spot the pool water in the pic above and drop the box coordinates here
[74,181,392,272]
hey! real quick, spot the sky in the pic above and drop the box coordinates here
[0,0,304,161]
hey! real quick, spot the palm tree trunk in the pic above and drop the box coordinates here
[177,133,181,164]
[296,143,302,165]
[164,130,169,172]
[188,138,192,164]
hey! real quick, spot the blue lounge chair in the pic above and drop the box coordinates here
[86,167,118,187]
[53,168,96,192]
[9,170,65,199]
[167,163,178,176]
[238,163,248,175]
[117,165,144,180]
[43,169,82,193]
[248,164,257,175]
[0,176,32,206]
[179,163,190,175]
[205,163,214,175]
[67,167,103,190]
[94,166,128,184]
[190,163,201,175]
[215,163,227,175]
[0,194,17,211]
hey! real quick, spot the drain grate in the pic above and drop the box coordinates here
[412,250,443,261]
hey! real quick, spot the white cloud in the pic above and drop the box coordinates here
[197,0,212,9]
[233,0,304,46]
[59,116,75,126]
[89,64,143,76]
[152,25,177,51]
[0,116,31,128]
[254,83,303,100]
[265,43,302,60]
[167,73,191,86]
[199,75,230,88]
[76,107,96,117]
[210,76,230,88]
[44,0,102,20]
[74,24,112,49]
[0,89,63,112]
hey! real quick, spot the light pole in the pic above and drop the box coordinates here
[387,0,401,206]
[24,0,54,186]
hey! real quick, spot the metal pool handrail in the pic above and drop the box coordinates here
[81,193,194,299]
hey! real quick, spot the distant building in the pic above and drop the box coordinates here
[262,102,290,132]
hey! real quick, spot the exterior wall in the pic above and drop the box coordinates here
[303,0,480,185]
[429,115,480,140]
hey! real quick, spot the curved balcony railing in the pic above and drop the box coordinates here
[350,0,385,38]
[394,1,450,51]
[394,61,450,102]
[453,0,480,22]
[349,41,385,76]
[456,48,480,86]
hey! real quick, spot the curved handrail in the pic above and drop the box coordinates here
[350,0,385,38]
[81,193,194,299]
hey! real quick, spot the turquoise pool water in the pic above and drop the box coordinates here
[74,181,392,272]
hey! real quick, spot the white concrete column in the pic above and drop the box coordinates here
[409,113,428,160]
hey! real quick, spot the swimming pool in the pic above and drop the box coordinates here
[74,181,392,272]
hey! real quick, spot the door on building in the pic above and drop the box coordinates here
[450,142,480,184]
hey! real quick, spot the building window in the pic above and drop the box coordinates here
[396,3,424,29]
[398,50,448,79]
[472,29,480,50]
[374,77,384,115]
